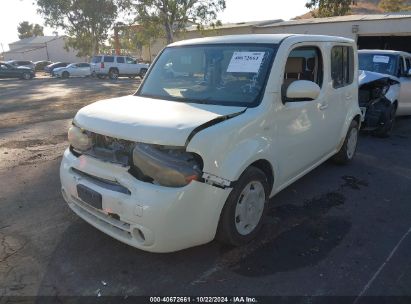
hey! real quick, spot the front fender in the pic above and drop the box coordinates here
[187,107,273,183]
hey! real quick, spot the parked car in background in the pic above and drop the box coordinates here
[6,60,35,70]
[34,60,53,71]
[0,62,35,80]
[359,50,411,116]
[53,63,91,78]
[61,34,361,253]
[90,55,149,80]
[44,62,69,75]
[358,70,400,137]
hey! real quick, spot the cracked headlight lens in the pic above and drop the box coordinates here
[68,125,92,152]
[132,143,202,187]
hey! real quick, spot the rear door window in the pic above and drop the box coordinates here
[331,46,354,88]
[104,56,114,63]
[117,57,125,63]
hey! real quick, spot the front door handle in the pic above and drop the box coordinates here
[319,104,328,110]
[345,93,352,100]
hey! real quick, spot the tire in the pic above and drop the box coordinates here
[109,69,119,80]
[216,167,269,246]
[139,68,147,78]
[62,71,69,79]
[21,72,31,80]
[332,120,359,165]
[375,103,397,138]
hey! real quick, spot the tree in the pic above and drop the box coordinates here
[115,22,162,59]
[36,0,129,56]
[379,0,406,12]
[305,0,356,17]
[134,0,226,44]
[17,21,44,39]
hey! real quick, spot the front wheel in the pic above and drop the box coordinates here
[332,120,359,165]
[375,104,396,138]
[217,167,269,246]
[62,71,69,79]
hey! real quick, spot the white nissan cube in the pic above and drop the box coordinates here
[60,34,361,252]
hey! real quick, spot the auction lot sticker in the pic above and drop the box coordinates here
[373,55,390,63]
[227,52,265,73]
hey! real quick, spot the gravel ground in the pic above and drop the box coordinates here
[0,77,410,302]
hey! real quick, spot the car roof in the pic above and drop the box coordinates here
[168,34,354,47]
[358,49,411,57]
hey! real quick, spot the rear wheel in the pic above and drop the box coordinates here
[109,69,119,80]
[332,120,359,165]
[217,167,269,246]
[375,103,397,138]
[62,71,69,79]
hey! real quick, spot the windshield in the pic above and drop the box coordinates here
[138,44,278,107]
[359,53,398,77]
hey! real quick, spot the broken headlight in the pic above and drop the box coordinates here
[68,125,92,152]
[132,143,202,187]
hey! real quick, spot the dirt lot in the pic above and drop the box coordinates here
[0,77,411,302]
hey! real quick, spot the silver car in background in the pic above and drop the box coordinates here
[359,50,411,116]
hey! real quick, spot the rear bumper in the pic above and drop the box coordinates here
[60,148,231,252]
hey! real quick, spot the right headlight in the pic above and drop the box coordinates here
[68,125,92,152]
[132,143,202,187]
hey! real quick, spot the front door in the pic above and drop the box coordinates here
[275,43,332,183]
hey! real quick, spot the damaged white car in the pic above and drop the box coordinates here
[359,70,400,137]
[60,34,361,252]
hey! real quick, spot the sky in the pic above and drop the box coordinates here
[0,0,309,52]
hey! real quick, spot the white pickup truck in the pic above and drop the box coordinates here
[61,34,361,252]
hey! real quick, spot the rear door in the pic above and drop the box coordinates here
[398,55,411,115]
[78,63,91,76]
[115,56,127,74]
[328,44,356,144]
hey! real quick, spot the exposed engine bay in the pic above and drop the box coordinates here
[70,130,204,188]
[358,70,400,135]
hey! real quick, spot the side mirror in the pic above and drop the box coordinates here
[286,80,321,101]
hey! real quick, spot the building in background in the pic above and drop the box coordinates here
[2,35,86,62]
[140,12,411,61]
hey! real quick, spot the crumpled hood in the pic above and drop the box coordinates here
[359,70,399,86]
[74,95,246,146]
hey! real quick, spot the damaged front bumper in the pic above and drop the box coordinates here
[60,148,232,253]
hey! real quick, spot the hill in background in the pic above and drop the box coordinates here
[294,0,411,19]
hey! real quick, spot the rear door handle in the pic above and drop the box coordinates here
[319,104,328,110]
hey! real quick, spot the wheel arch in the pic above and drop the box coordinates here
[248,159,274,194]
